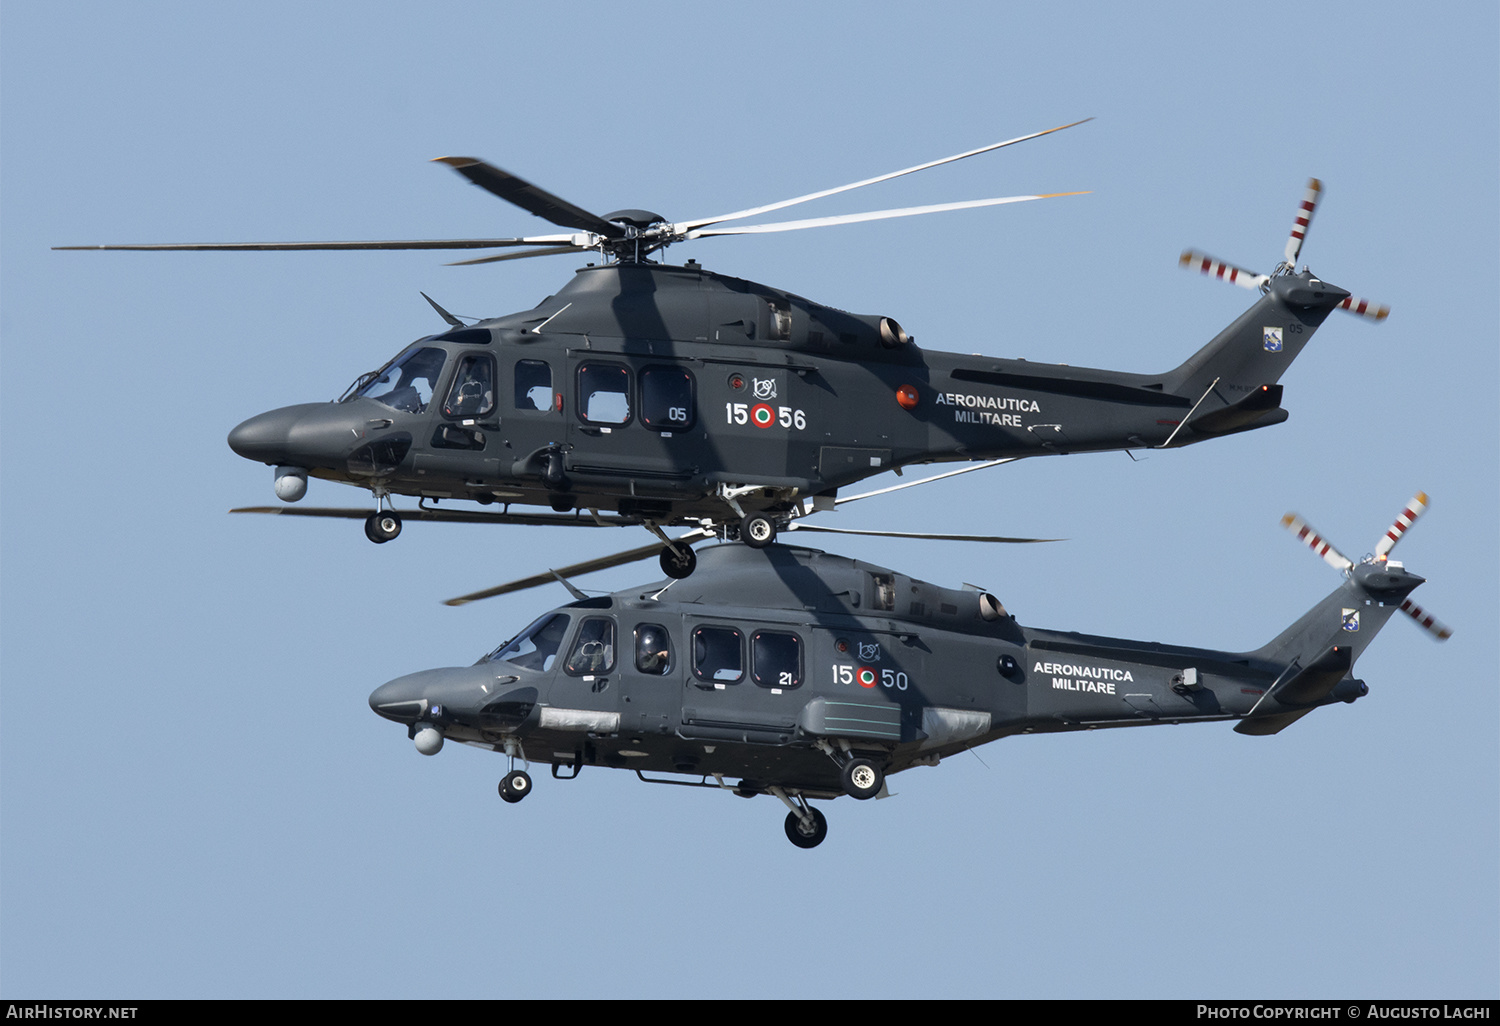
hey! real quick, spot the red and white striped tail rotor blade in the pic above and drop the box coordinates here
[1179,250,1268,290]
[1375,491,1429,559]
[1399,598,1453,641]
[1337,294,1391,322]
[1281,512,1353,571]
[1283,178,1323,266]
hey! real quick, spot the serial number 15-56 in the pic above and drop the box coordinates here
[726,403,807,430]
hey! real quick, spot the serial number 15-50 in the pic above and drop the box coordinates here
[832,664,910,690]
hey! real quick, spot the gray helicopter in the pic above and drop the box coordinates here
[369,492,1448,848]
[59,126,1388,580]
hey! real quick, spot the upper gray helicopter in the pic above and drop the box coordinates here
[58,123,1388,581]
[369,492,1447,848]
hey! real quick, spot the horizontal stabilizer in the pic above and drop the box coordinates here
[1274,644,1351,705]
[1234,706,1317,736]
[1188,384,1284,436]
[1235,645,1354,735]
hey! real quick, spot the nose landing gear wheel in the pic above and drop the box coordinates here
[659,545,697,579]
[741,513,777,549]
[784,807,828,848]
[364,511,402,544]
[841,758,883,800]
[498,769,532,803]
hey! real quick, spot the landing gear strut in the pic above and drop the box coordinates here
[772,788,829,848]
[816,740,886,800]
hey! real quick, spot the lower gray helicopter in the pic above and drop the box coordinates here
[369,493,1449,848]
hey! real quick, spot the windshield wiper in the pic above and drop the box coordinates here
[338,369,382,403]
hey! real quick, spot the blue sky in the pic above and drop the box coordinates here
[3,0,1496,999]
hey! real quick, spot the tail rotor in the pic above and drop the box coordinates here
[1182,178,1390,322]
[1281,491,1451,642]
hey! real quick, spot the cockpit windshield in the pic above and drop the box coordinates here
[348,343,448,413]
[482,613,571,672]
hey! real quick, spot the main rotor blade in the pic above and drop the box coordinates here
[785,523,1060,544]
[835,459,1019,506]
[687,193,1087,239]
[446,245,587,266]
[432,157,624,238]
[230,505,642,528]
[1374,491,1428,559]
[443,530,713,606]
[676,118,1093,232]
[54,236,579,253]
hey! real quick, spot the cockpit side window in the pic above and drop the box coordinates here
[634,623,673,675]
[359,345,447,414]
[515,359,554,413]
[443,354,495,418]
[693,625,743,684]
[765,297,793,341]
[564,617,616,676]
[485,613,571,672]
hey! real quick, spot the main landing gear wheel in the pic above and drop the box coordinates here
[659,545,697,579]
[841,758,883,800]
[364,511,402,544]
[741,513,777,549]
[784,807,828,849]
[498,769,532,803]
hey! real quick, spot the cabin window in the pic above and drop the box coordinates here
[565,617,616,676]
[634,623,673,675]
[443,354,495,418]
[639,366,695,431]
[485,613,571,672]
[752,631,802,690]
[693,625,743,684]
[515,360,554,412]
[577,362,632,425]
[871,573,896,612]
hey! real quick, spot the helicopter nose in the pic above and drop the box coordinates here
[369,671,439,723]
[228,407,303,464]
[228,403,365,466]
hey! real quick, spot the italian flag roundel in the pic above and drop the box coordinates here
[857,667,877,688]
[750,403,775,428]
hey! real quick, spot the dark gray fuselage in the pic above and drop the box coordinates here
[234,260,1345,524]
[370,543,1376,798]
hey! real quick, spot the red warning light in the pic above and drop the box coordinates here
[896,385,919,411]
